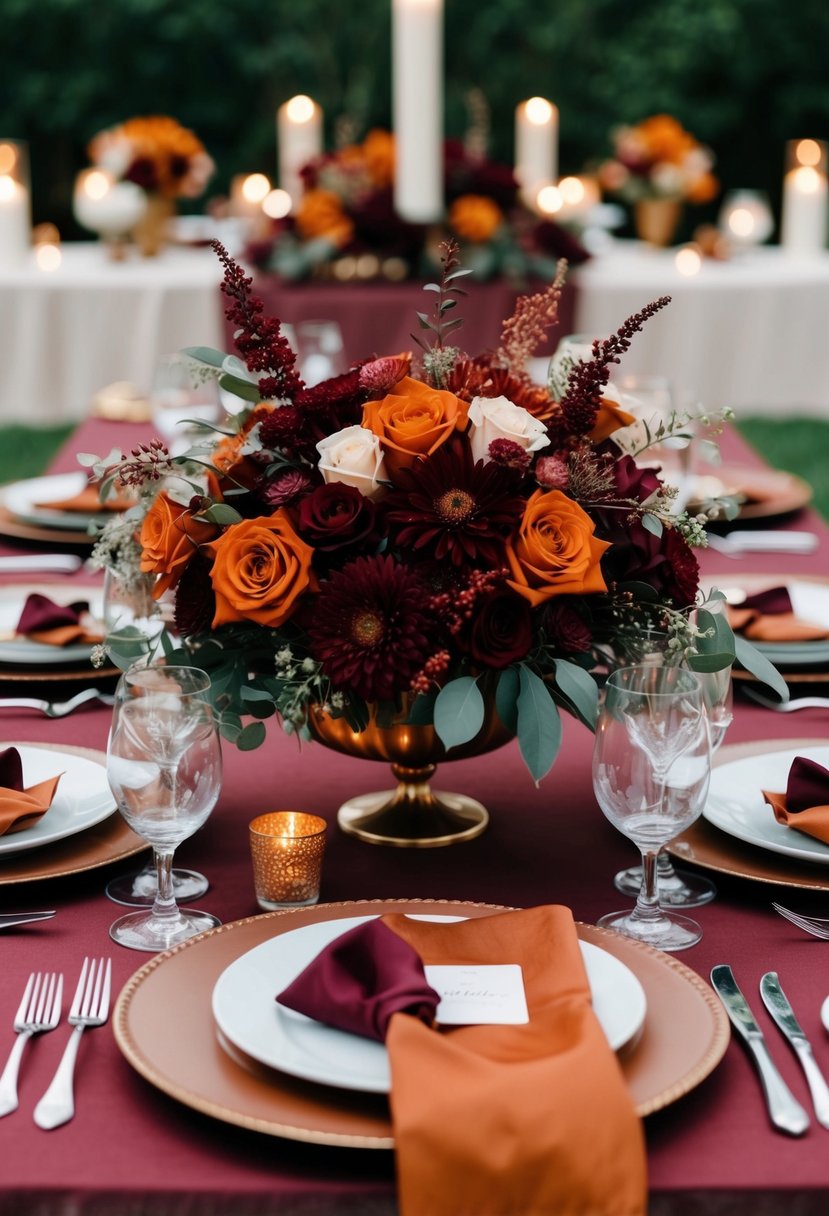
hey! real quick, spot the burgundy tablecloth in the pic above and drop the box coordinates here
[1,419,828,1214]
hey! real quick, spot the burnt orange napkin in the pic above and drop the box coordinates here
[764,756,829,844]
[727,586,829,643]
[16,593,103,647]
[284,906,645,1216]
[0,747,62,836]
[35,483,134,513]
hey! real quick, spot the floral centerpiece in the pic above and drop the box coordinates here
[248,128,588,283]
[88,115,215,254]
[89,241,780,801]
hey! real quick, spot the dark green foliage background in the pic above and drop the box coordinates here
[2,0,827,240]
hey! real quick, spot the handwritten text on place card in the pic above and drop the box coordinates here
[423,964,529,1025]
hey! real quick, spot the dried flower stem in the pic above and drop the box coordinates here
[497,259,567,373]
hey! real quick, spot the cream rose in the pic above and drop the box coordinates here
[467,395,551,465]
[316,425,388,499]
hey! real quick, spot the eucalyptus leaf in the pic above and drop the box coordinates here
[237,721,267,750]
[434,676,485,751]
[199,503,243,526]
[407,691,437,726]
[218,372,261,403]
[553,659,598,729]
[181,346,228,369]
[516,665,561,785]
[733,635,790,701]
[641,512,663,537]
[222,354,258,384]
[495,666,520,734]
[695,608,734,656]
[686,651,735,673]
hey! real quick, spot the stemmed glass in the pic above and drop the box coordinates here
[102,576,210,908]
[593,665,712,951]
[106,665,222,952]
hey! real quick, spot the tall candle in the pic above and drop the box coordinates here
[781,139,828,253]
[0,140,31,268]
[277,95,323,209]
[392,0,443,224]
[515,97,558,207]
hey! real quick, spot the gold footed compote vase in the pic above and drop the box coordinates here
[307,698,513,848]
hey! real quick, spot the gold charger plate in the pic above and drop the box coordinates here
[692,464,812,521]
[114,898,729,1149]
[0,742,146,885]
[669,738,829,891]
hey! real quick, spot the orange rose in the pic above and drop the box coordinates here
[296,189,354,247]
[140,493,218,599]
[207,511,314,628]
[363,376,468,475]
[449,194,503,243]
[589,396,636,443]
[505,489,610,607]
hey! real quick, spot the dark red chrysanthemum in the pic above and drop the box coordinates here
[307,555,437,702]
[173,555,216,637]
[384,435,524,567]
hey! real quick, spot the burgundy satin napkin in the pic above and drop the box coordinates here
[764,756,829,844]
[727,585,829,642]
[0,747,62,836]
[277,918,440,1041]
[16,593,102,647]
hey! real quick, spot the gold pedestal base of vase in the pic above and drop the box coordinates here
[337,763,488,847]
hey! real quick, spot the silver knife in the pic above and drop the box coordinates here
[761,972,829,1129]
[0,911,56,929]
[711,965,809,1135]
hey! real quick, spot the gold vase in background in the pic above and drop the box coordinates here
[132,194,174,257]
[634,198,682,246]
[307,697,513,848]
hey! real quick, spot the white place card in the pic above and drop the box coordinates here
[424,964,529,1025]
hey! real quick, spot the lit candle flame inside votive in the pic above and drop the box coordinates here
[525,97,554,125]
[795,139,823,168]
[285,94,316,125]
[727,207,756,237]
[263,188,292,219]
[84,170,112,200]
[558,176,585,206]
[675,246,702,276]
[536,184,563,214]
[35,244,61,272]
[241,173,270,205]
[0,144,17,176]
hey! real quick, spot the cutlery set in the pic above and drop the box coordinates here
[0,958,111,1129]
[706,530,819,558]
[712,965,829,1135]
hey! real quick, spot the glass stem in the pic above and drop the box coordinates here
[151,849,178,920]
[632,848,664,924]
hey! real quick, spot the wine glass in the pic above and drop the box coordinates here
[613,374,694,511]
[150,353,220,456]
[294,320,346,387]
[102,581,210,908]
[613,661,733,907]
[593,665,712,951]
[106,665,222,952]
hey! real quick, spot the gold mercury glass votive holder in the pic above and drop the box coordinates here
[249,811,327,911]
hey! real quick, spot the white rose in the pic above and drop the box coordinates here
[316,425,388,499]
[467,395,551,465]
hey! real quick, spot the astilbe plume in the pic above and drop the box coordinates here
[551,296,672,444]
[496,259,567,373]
[212,240,303,401]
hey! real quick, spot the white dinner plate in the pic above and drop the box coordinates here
[212,914,648,1094]
[2,472,112,531]
[704,744,829,866]
[0,583,103,666]
[0,745,116,856]
[705,578,829,668]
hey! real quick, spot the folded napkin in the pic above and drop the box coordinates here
[727,586,829,642]
[35,482,135,514]
[764,756,829,844]
[0,747,62,836]
[16,593,103,647]
[278,906,645,1216]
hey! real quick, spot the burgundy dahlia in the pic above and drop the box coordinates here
[296,483,380,553]
[601,519,700,608]
[384,435,524,567]
[173,555,216,637]
[307,555,437,702]
[544,600,593,655]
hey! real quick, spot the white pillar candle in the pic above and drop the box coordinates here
[781,139,828,253]
[277,95,323,209]
[0,140,31,268]
[515,97,558,207]
[392,0,444,224]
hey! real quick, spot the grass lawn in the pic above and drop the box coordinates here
[0,416,826,521]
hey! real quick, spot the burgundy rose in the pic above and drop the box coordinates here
[296,482,379,553]
[610,451,662,504]
[466,589,533,669]
[601,519,700,608]
[544,600,593,655]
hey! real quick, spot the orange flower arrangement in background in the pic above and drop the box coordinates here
[597,114,718,205]
[89,115,215,199]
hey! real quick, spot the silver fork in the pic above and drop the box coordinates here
[33,957,111,1130]
[0,972,63,1117]
[742,687,829,712]
[706,530,819,557]
[0,689,116,718]
[772,903,829,940]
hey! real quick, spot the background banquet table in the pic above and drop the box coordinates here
[4,239,829,425]
[1,419,829,1214]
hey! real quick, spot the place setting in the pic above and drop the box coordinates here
[0,582,120,686]
[0,470,135,548]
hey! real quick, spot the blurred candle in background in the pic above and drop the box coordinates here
[277,95,323,209]
[0,140,31,268]
[32,222,61,272]
[781,139,828,254]
[230,173,272,237]
[515,98,558,207]
[392,0,443,224]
